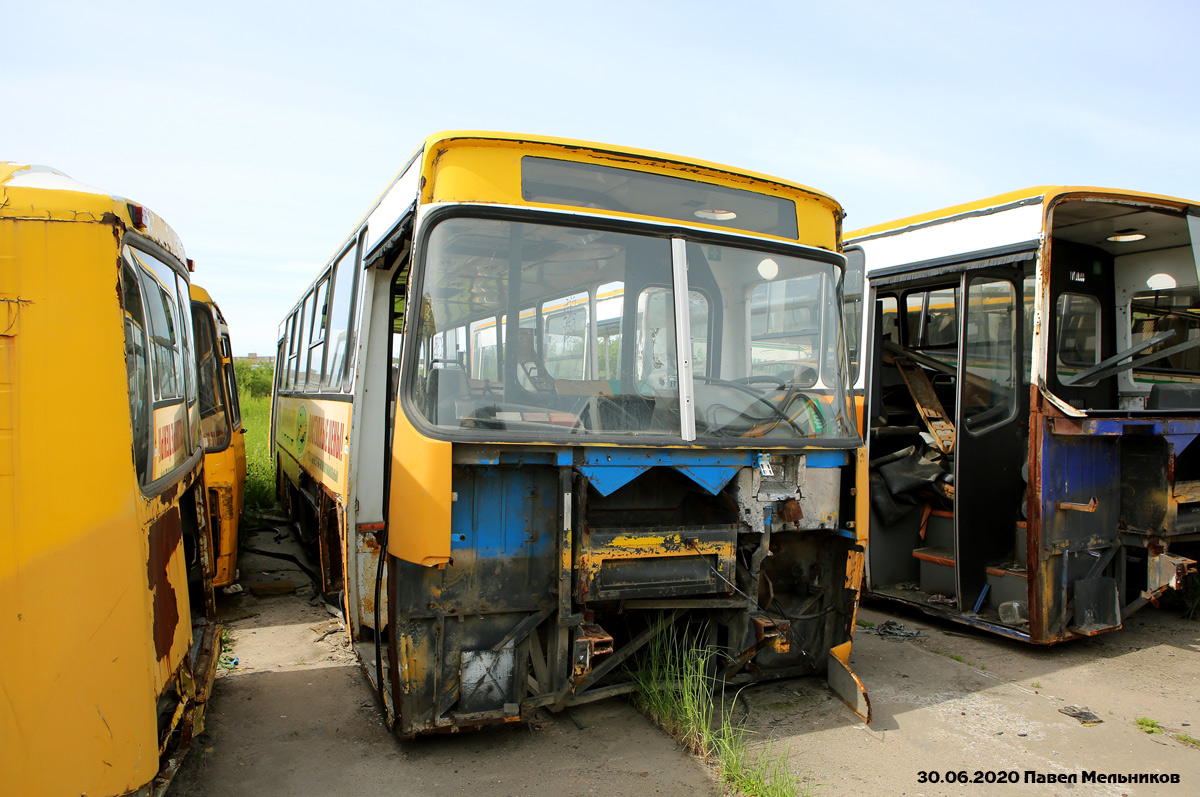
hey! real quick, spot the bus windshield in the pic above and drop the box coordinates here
[407,216,855,443]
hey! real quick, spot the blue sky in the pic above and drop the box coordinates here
[5,1,1199,355]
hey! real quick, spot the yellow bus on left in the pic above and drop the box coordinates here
[0,162,224,796]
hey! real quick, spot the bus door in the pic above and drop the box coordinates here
[954,270,1025,612]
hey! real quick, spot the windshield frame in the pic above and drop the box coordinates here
[398,203,860,449]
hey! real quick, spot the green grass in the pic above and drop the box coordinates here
[1136,717,1162,735]
[855,619,875,629]
[1031,682,1042,689]
[239,393,275,511]
[218,627,238,671]
[1177,732,1200,747]
[629,622,814,797]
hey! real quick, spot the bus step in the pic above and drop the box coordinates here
[912,546,955,595]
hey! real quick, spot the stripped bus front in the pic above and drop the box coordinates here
[273,133,870,736]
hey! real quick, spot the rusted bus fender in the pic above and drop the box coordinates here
[1027,394,1198,643]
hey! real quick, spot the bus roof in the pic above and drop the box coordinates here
[0,161,188,263]
[325,130,845,269]
[189,282,216,305]
[847,185,1197,242]
[417,130,841,207]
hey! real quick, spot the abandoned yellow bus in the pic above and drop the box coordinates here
[0,163,220,793]
[191,283,247,588]
[273,131,870,736]
[848,187,1198,643]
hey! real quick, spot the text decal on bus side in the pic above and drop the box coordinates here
[310,415,345,460]
[156,419,184,463]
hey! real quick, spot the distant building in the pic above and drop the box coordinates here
[235,352,274,367]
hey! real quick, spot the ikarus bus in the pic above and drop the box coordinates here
[848,187,1198,643]
[273,132,871,736]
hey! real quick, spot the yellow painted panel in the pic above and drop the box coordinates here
[388,408,451,566]
[422,135,840,251]
[0,218,166,795]
[275,395,352,495]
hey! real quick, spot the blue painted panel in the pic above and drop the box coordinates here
[1040,431,1119,548]
[577,448,755,496]
[805,450,850,468]
[1165,434,1197,454]
[450,466,558,560]
[1080,418,1200,436]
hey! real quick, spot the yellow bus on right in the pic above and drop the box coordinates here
[847,187,1199,643]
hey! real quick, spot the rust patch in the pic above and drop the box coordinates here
[147,507,183,661]
[780,497,803,523]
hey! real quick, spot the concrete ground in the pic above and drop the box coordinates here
[175,527,1200,796]
[748,604,1200,796]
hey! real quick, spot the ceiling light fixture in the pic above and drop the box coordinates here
[695,208,737,221]
[1107,228,1146,243]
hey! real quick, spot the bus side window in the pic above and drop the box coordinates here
[294,293,311,389]
[325,244,360,391]
[307,275,330,390]
[121,260,152,482]
[542,291,589,380]
[878,295,899,344]
[282,312,296,390]
[595,281,624,382]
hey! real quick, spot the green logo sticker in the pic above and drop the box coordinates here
[295,404,308,452]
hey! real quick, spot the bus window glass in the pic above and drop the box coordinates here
[878,295,899,344]
[192,304,230,449]
[750,275,823,385]
[307,276,329,389]
[596,281,623,381]
[133,255,182,401]
[175,274,199,451]
[324,245,359,390]
[542,291,589,380]
[964,278,1016,429]
[522,157,799,238]
[470,317,500,382]
[904,293,924,345]
[224,360,242,428]
[1056,293,1101,372]
[923,287,958,348]
[294,294,311,389]
[843,248,865,381]
[635,287,678,389]
[121,260,152,482]
[1130,287,1200,373]
[697,242,853,440]
[412,218,675,436]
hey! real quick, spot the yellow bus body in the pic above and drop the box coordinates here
[190,283,247,587]
[0,163,219,795]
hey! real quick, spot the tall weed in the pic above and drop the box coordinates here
[629,621,813,796]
